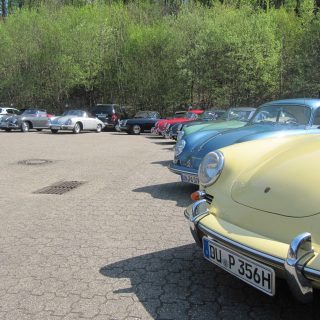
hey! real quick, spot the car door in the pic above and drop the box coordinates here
[35,111,48,128]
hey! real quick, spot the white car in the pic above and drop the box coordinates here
[49,110,105,134]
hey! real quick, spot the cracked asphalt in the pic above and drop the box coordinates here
[0,131,318,319]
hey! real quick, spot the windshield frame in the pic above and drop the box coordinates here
[248,104,312,126]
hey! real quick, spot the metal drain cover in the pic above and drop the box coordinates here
[34,181,86,195]
[19,159,53,166]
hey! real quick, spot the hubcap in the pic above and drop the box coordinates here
[133,125,140,134]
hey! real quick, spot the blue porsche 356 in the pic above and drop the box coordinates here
[169,99,320,184]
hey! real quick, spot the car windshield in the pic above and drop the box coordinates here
[134,111,150,118]
[185,112,198,119]
[250,105,311,125]
[228,109,253,121]
[173,112,186,118]
[22,109,38,115]
[62,110,85,117]
[198,110,224,120]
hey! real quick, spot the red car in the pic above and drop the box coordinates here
[154,110,204,136]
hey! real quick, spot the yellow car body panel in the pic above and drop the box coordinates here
[188,134,320,289]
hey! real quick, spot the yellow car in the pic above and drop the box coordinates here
[185,134,320,303]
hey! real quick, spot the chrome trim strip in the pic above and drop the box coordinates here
[168,164,197,176]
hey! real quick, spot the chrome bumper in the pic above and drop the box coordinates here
[168,163,197,177]
[49,125,74,130]
[186,199,319,303]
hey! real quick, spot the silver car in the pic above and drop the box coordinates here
[49,110,105,134]
[0,109,49,132]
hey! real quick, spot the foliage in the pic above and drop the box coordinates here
[0,1,319,113]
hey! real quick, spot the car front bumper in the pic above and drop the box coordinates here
[49,124,74,131]
[185,198,320,303]
[168,163,199,184]
[0,122,20,129]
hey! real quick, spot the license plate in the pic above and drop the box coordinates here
[51,126,60,130]
[181,173,199,185]
[203,237,275,296]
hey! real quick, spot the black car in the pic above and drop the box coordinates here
[92,104,127,130]
[118,111,161,135]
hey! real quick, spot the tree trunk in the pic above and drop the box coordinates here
[1,0,6,19]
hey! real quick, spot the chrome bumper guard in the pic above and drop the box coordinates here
[186,199,318,303]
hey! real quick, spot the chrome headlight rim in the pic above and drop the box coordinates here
[65,118,72,125]
[175,139,186,157]
[198,150,224,187]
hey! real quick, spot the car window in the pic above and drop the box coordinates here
[62,110,85,117]
[22,109,38,116]
[250,105,311,125]
[92,105,114,115]
[227,110,254,121]
[7,109,13,114]
[313,108,320,126]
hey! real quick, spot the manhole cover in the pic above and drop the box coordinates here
[18,159,53,166]
[34,181,86,195]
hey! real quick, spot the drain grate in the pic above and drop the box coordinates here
[19,159,53,166]
[34,181,86,195]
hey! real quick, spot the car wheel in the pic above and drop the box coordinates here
[96,124,102,133]
[4,129,11,132]
[73,122,81,134]
[51,129,58,134]
[36,129,43,132]
[21,122,30,132]
[132,125,141,135]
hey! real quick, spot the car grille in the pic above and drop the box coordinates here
[205,193,214,204]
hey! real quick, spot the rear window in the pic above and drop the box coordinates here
[92,105,115,115]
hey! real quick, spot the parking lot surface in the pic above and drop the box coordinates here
[0,131,317,319]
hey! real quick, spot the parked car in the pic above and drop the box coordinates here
[92,104,127,130]
[49,109,105,134]
[171,107,255,141]
[155,110,204,136]
[185,133,320,303]
[166,109,226,140]
[118,111,161,135]
[169,99,320,184]
[0,108,50,132]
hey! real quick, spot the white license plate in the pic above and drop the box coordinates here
[203,237,275,296]
[181,173,199,184]
[51,126,60,130]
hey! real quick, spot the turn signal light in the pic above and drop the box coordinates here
[191,191,206,201]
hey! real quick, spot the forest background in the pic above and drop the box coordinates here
[0,0,319,114]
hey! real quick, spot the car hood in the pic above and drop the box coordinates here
[194,124,306,158]
[231,135,320,217]
[51,115,77,124]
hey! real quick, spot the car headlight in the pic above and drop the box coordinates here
[177,130,184,141]
[175,139,186,157]
[65,119,72,125]
[198,151,224,186]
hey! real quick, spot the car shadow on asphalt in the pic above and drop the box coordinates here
[145,136,165,139]
[150,160,172,167]
[153,141,176,145]
[132,182,197,208]
[99,244,315,319]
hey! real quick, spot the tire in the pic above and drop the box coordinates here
[96,124,102,133]
[131,125,141,135]
[36,129,43,132]
[73,122,81,134]
[51,129,58,134]
[4,129,11,132]
[21,121,30,132]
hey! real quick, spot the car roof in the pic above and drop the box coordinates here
[262,99,320,110]
[228,107,256,111]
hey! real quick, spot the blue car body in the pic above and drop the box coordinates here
[169,99,320,183]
